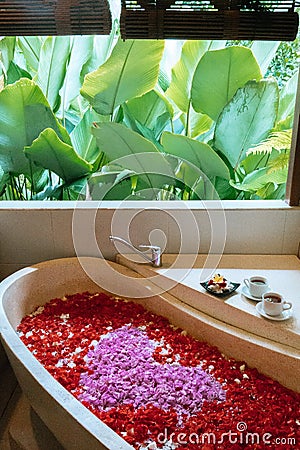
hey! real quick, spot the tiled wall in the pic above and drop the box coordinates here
[0,200,299,281]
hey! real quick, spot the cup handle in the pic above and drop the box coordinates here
[244,279,250,289]
[283,302,292,310]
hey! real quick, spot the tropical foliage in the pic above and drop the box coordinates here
[0,33,298,201]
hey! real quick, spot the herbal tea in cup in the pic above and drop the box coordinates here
[262,292,292,317]
[244,276,269,298]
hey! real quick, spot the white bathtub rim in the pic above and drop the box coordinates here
[1,257,299,357]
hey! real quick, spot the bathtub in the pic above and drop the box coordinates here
[0,257,299,450]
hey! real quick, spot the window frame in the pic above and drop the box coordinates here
[286,67,300,206]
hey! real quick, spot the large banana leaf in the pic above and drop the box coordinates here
[122,104,167,147]
[250,41,280,76]
[230,166,288,193]
[180,108,213,139]
[126,90,172,133]
[92,123,176,187]
[25,128,92,182]
[81,39,164,116]
[161,132,230,180]
[192,46,262,121]
[174,160,202,190]
[88,169,139,200]
[70,109,99,163]
[82,35,117,77]
[255,183,286,200]
[25,103,71,145]
[34,37,70,110]
[239,152,271,174]
[0,167,9,196]
[17,37,43,74]
[0,37,15,76]
[214,79,279,169]
[165,41,213,113]
[158,40,185,90]
[0,79,70,175]
[6,61,31,85]
[89,165,179,201]
[59,36,94,112]
[92,122,159,159]
[277,71,298,123]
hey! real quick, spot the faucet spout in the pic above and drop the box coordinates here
[109,236,162,267]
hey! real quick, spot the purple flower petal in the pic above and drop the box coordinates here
[79,326,225,421]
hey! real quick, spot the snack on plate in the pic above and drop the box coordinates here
[207,274,233,294]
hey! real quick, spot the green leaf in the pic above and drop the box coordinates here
[0,169,10,196]
[88,169,135,200]
[180,108,213,139]
[166,41,213,113]
[17,37,43,74]
[255,182,277,199]
[25,103,71,145]
[89,166,175,201]
[34,37,71,110]
[0,37,16,76]
[230,166,287,193]
[239,152,270,174]
[214,79,279,168]
[160,41,226,93]
[260,183,286,200]
[81,39,164,115]
[175,160,201,189]
[62,175,89,200]
[126,90,172,133]
[122,107,165,149]
[82,35,117,77]
[59,36,94,112]
[215,176,238,200]
[250,41,280,76]
[275,115,294,131]
[192,46,262,121]
[152,112,172,141]
[0,79,70,175]
[159,40,185,91]
[24,128,92,182]
[93,122,159,160]
[70,109,99,164]
[6,61,32,85]
[92,123,176,187]
[32,184,63,201]
[277,71,298,123]
[32,169,49,193]
[161,132,230,180]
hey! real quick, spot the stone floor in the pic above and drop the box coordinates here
[0,358,63,450]
[0,358,18,450]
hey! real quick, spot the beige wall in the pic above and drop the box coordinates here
[0,200,300,281]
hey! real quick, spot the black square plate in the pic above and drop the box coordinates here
[200,281,240,297]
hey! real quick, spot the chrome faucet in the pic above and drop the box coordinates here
[109,236,162,267]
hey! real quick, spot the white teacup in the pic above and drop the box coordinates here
[244,276,269,298]
[262,292,292,317]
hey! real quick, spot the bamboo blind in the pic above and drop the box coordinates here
[0,0,298,39]
[0,0,112,35]
[121,0,299,40]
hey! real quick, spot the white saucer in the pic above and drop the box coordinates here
[241,286,263,302]
[256,302,293,321]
